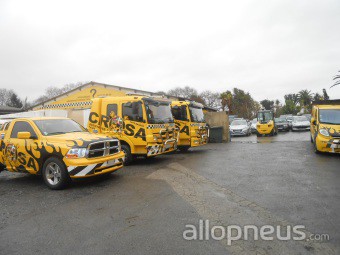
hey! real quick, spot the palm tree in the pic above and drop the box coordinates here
[220,91,232,113]
[331,70,340,88]
[298,90,313,107]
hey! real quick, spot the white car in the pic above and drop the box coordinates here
[230,119,251,136]
[291,116,310,131]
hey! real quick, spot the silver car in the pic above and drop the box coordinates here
[230,119,251,136]
[291,116,310,131]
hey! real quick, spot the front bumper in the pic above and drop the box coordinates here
[316,135,340,154]
[256,126,273,135]
[191,135,208,147]
[146,140,177,156]
[292,126,310,131]
[230,130,248,136]
[65,151,125,178]
[277,125,289,131]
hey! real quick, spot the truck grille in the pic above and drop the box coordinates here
[87,140,120,158]
[155,129,176,143]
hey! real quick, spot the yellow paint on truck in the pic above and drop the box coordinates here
[171,101,208,151]
[87,96,178,164]
[311,101,340,154]
[0,117,124,189]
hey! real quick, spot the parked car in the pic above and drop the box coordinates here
[291,116,310,131]
[303,114,311,121]
[230,119,251,136]
[275,118,290,132]
[281,115,293,130]
[251,118,257,133]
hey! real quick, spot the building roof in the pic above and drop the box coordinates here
[28,81,219,112]
[29,81,177,110]
[0,105,22,112]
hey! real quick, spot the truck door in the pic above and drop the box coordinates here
[172,105,190,144]
[4,121,39,174]
[121,101,146,146]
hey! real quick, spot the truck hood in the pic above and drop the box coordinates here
[42,132,115,148]
[319,124,340,137]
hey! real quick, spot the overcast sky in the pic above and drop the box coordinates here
[1,0,339,102]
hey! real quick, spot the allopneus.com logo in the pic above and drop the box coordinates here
[182,220,330,246]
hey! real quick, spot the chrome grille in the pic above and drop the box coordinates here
[87,140,119,158]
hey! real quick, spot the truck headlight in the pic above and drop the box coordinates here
[66,148,87,158]
[153,135,158,141]
[319,128,330,137]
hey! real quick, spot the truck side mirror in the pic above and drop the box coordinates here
[17,132,32,139]
[311,118,316,125]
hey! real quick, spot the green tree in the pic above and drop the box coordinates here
[284,94,299,105]
[260,99,274,110]
[322,89,329,100]
[298,90,313,107]
[8,92,23,108]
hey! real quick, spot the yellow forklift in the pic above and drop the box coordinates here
[256,110,278,137]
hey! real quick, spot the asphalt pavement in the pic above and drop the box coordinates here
[0,131,339,255]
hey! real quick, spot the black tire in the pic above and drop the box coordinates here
[256,133,261,137]
[310,135,314,143]
[42,157,70,190]
[178,146,190,152]
[270,129,274,136]
[121,144,133,165]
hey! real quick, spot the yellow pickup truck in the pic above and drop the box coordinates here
[0,117,125,189]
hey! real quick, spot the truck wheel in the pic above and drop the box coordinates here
[121,144,132,165]
[178,146,190,152]
[310,135,314,143]
[42,158,70,190]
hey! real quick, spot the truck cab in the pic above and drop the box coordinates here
[310,100,340,154]
[87,96,178,164]
[0,117,125,189]
[256,110,278,137]
[171,101,208,151]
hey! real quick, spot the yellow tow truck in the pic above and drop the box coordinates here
[87,96,178,164]
[256,110,278,137]
[171,101,208,151]
[0,117,125,189]
[310,100,340,154]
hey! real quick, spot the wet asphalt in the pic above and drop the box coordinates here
[0,131,339,255]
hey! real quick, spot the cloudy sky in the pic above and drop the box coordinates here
[1,0,339,102]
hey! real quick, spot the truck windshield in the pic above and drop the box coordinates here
[34,119,86,136]
[189,107,205,123]
[145,101,174,124]
[319,109,340,125]
[257,112,273,123]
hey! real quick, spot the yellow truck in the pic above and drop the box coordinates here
[87,96,178,164]
[310,100,340,154]
[256,110,278,137]
[0,117,125,189]
[171,101,208,151]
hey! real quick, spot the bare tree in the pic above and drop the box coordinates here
[200,90,221,109]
